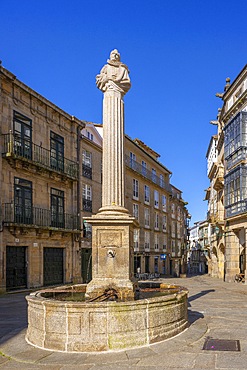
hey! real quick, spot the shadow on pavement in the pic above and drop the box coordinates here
[188,289,215,303]
[188,309,204,324]
[0,292,28,346]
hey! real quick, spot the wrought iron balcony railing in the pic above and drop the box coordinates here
[4,203,80,231]
[2,132,79,180]
[125,155,172,193]
[82,163,92,179]
[83,199,92,212]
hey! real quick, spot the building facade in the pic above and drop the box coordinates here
[206,65,247,282]
[188,221,208,275]
[0,65,84,292]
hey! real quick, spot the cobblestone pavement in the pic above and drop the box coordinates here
[0,275,247,369]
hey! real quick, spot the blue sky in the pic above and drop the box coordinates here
[1,0,247,225]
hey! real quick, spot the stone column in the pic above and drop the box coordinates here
[85,50,137,301]
[101,81,126,211]
[224,230,239,282]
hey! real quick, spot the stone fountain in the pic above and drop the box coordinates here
[25,50,188,352]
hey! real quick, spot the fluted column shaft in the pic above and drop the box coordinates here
[101,82,125,210]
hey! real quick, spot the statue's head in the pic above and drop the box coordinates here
[110,49,120,61]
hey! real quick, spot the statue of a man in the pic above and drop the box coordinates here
[96,49,131,94]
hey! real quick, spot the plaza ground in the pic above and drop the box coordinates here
[0,275,247,369]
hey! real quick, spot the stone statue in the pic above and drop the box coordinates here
[96,49,131,95]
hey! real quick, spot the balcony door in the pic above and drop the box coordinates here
[51,188,64,228]
[50,131,64,172]
[14,178,32,224]
[13,111,32,159]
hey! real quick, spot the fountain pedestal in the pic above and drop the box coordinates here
[85,210,138,301]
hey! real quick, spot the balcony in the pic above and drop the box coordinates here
[4,203,80,231]
[226,200,247,218]
[82,163,92,179]
[2,132,79,180]
[83,199,92,212]
[213,165,224,191]
[125,155,171,193]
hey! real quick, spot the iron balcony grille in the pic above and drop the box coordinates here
[125,155,172,193]
[83,199,92,212]
[4,203,80,231]
[82,163,92,179]
[2,133,79,180]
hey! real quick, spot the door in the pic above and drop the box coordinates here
[14,178,32,224]
[43,247,64,286]
[14,111,32,160]
[81,248,92,283]
[51,188,64,228]
[6,246,27,290]
[50,131,64,172]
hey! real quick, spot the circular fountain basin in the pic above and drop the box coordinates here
[26,283,188,352]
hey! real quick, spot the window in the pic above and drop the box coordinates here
[51,188,65,228]
[154,190,159,208]
[162,195,167,212]
[133,203,139,220]
[134,229,139,251]
[171,240,175,255]
[13,111,32,160]
[162,215,167,232]
[87,131,94,141]
[152,168,156,183]
[133,179,139,199]
[82,150,92,179]
[154,212,159,230]
[144,208,150,227]
[177,221,181,238]
[142,161,147,176]
[82,184,92,212]
[171,203,175,218]
[14,177,32,224]
[144,185,150,204]
[159,174,164,187]
[144,231,150,251]
[83,221,92,238]
[154,234,159,251]
[163,235,167,251]
[130,152,136,168]
[50,131,64,172]
[225,165,247,217]
[172,221,176,237]
[177,206,181,221]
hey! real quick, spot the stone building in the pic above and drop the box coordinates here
[188,221,208,275]
[206,64,247,282]
[0,65,84,292]
[83,124,190,277]
[0,64,190,292]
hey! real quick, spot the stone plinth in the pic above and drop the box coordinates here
[84,211,137,301]
[26,285,188,352]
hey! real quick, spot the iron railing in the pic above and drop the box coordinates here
[4,203,80,230]
[82,163,92,179]
[125,155,172,193]
[83,199,92,212]
[2,132,79,180]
